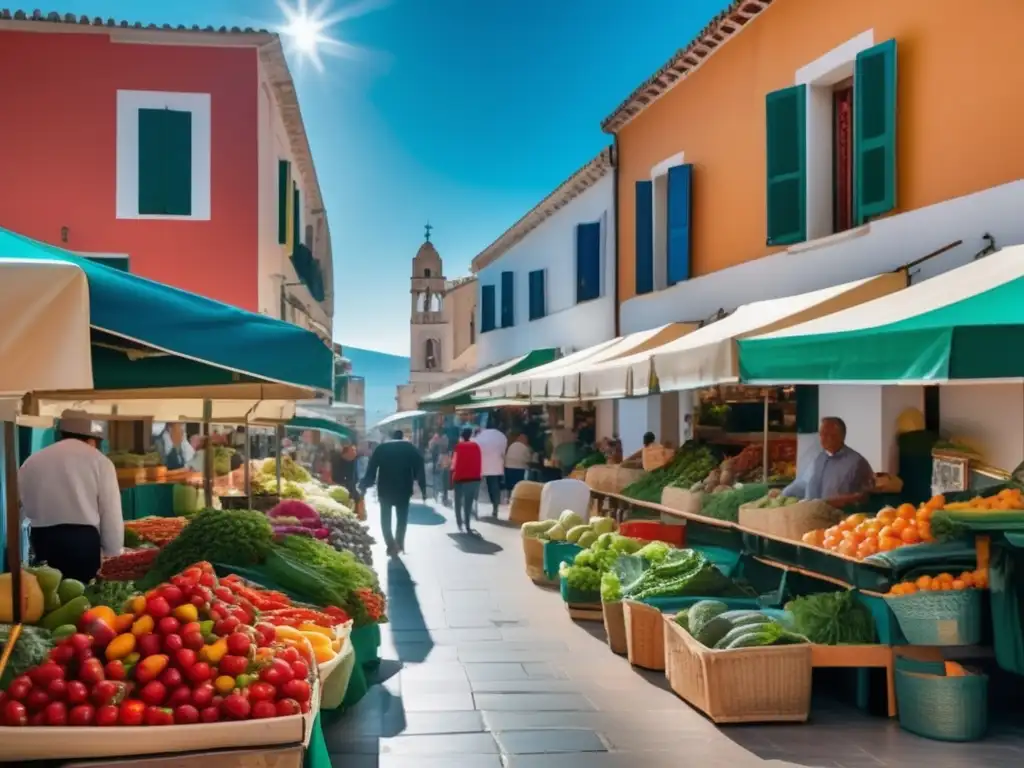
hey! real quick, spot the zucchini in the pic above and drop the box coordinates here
[38,595,90,631]
[714,625,769,649]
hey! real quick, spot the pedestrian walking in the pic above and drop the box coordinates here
[330,441,365,520]
[428,430,450,505]
[19,411,123,583]
[451,428,482,535]
[359,429,427,557]
[503,433,532,500]
[474,415,507,518]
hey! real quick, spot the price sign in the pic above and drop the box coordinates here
[932,455,969,494]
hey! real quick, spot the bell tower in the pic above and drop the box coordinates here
[410,224,446,374]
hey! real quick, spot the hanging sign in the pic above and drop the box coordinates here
[932,453,969,494]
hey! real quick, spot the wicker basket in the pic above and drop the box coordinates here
[884,589,983,646]
[663,617,812,723]
[509,481,543,524]
[522,536,550,585]
[661,487,703,516]
[895,660,988,741]
[603,601,627,655]
[623,600,665,670]
[737,498,843,541]
[116,467,146,486]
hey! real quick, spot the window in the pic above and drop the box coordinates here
[424,268,431,278]
[292,183,301,253]
[83,255,130,273]
[500,271,514,328]
[529,269,546,321]
[424,339,439,370]
[480,285,496,333]
[116,90,210,220]
[278,161,292,245]
[634,180,653,295]
[666,164,693,285]
[575,222,601,303]
[766,35,897,245]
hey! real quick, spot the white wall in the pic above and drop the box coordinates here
[620,181,1024,334]
[940,384,1024,472]
[476,174,616,366]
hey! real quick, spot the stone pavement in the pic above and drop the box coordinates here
[321,498,1023,767]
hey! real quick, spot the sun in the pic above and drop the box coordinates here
[276,0,383,74]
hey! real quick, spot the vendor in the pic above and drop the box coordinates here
[782,417,874,508]
[19,411,123,583]
[156,422,195,471]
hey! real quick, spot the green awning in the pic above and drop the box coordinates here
[287,416,356,441]
[739,246,1024,384]
[419,348,558,409]
[0,227,332,392]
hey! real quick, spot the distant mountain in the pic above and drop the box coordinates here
[341,345,410,426]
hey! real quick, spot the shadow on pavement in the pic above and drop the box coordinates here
[383,558,434,663]
[406,502,447,526]
[446,532,503,555]
[479,516,519,529]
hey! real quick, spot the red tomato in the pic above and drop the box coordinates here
[175,648,198,669]
[4,700,28,726]
[186,662,213,683]
[247,682,277,702]
[278,647,299,665]
[225,633,251,657]
[275,698,301,717]
[46,679,67,701]
[68,634,92,653]
[105,660,127,681]
[65,681,89,706]
[49,644,75,665]
[26,688,51,712]
[290,661,309,681]
[43,701,68,726]
[140,681,167,706]
[214,587,234,603]
[174,704,200,724]
[199,705,221,723]
[191,682,215,708]
[218,655,248,677]
[299,700,310,714]
[144,706,174,726]
[167,686,193,709]
[68,704,96,726]
[119,699,146,726]
[222,693,250,720]
[146,596,171,619]
[160,667,183,689]
[7,675,32,701]
[163,633,184,653]
[251,700,277,719]
[89,622,117,650]
[92,680,121,706]
[157,617,180,636]
[96,704,120,727]
[182,631,205,651]
[280,679,311,704]
[255,623,277,646]
[181,621,201,637]
[189,595,208,610]
[199,572,216,588]
[259,659,294,687]
[160,585,184,607]
[214,617,240,637]
[79,658,106,685]
[137,634,164,658]
[29,662,65,686]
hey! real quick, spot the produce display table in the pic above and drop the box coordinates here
[62,745,304,768]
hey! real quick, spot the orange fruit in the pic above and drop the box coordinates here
[902,583,919,594]
[901,527,921,545]
[846,513,869,526]
[952,579,967,590]
[891,518,908,534]
[878,525,894,540]
[918,523,933,542]
[823,535,841,550]
[926,494,946,510]
[838,520,854,532]
[959,571,975,588]
[916,507,933,523]
[897,503,917,518]
[879,536,902,552]
[857,539,879,558]
[837,539,858,557]
[915,575,933,590]
[876,509,897,525]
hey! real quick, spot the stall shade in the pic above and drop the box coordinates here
[578,273,906,399]
[373,410,428,429]
[738,244,1024,384]
[418,348,558,409]
[474,339,622,401]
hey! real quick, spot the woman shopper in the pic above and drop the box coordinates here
[503,433,532,499]
[451,427,482,535]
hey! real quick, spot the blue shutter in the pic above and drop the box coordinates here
[666,164,693,285]
[500,271,514,328]
[528,269,546,321]
[575,222,601,303]
[634,181,653,295]
[765,85,807,245]
[854,39,897,225]
[480,285,496,333]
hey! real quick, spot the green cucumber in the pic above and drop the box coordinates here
[52,624,78,640]
[39,595,90,631]
[57,579,86,604]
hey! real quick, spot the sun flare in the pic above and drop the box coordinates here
[276,0,383,73]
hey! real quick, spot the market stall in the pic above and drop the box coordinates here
[418,348,558,410]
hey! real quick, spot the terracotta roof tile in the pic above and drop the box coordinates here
[0,8,269,34]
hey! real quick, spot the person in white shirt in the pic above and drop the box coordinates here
[473,416,508,518]
[504,433,533,498]
[156,422,195,470]
[19,411,123,583]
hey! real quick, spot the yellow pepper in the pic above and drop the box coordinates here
[214,675,236,695]
[298,623,334,638]
[199,637,228,664]
[106,633,137,661]
[173,603,199,623]
[131,615,155,637]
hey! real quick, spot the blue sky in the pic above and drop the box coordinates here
[51,0,727,355]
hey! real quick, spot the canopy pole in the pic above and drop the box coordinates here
[4,421,22,621]
[202,400,213,509]
[762,393,770,483]
[243,421,252,510]
[275,424,284,496]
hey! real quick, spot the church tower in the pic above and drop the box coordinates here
[409,224,447,375]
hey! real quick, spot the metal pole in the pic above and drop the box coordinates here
[4,421,22,621]
[762,393,770,483]
[202,400,214,509]
[244,421,252,509]
[275,424,284,496]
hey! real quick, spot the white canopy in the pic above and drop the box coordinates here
[372,410,427,429]
[580,273,906,398]
[473,340,621,400]
[0,258,93,396]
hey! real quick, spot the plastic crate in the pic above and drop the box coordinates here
[619,520,685,547]
[894,657,988,741]
[543,541,583,580]
[559,575,600,605]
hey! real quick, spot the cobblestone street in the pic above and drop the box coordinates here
[322,498,1022,767]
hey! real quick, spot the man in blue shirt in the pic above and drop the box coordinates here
[782,417,874,509]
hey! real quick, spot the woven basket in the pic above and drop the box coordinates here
[521,536,550,585]
[663,617,812,723]
[895,664,988,741]
[623,600,665,670]
[510,481,543,524]
[737,499,843,541]
[884,589,982,646]
[602,601,627,655]
[661,487,703,516]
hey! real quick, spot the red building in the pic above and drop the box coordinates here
[0,10,333,338]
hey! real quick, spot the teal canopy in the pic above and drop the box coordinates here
[419,348,559,409]
[738,247,1024,384]
[287,416,356,441]
[0,227,332,392]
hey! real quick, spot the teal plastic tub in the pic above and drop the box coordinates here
[543,541,583,580]
[894,657,988,742]
[559,575,599,605]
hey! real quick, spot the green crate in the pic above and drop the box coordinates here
[895,660,988,742]
[350,623,382,670]
[559,575,599,605]
[543,541,583,580]
[884,588,982,646]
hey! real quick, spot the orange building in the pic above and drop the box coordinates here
[0,11,333,339]
[607,0,1024,335]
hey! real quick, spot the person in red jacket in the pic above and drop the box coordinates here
[451,427,482,534]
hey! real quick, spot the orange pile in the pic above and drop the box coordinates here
[888,569,989,596]
[944,487,1024,512]
[800,495,945,560]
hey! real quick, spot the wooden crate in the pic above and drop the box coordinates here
[623,600,665,670]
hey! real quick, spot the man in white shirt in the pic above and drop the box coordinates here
[474,416,507,518]
[19,411,123,582]
[504,433,533,497]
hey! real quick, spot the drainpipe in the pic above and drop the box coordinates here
[611,138,620,339]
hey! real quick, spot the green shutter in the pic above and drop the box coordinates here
[278,161,290,244]
[765,85,806,246]
[138,108,192,216]
[794,385,819,434]
[292,183,301,252]
[854,38,897,225]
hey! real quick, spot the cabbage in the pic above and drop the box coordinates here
[268,500,321,525]
[559,510,584,530]
[589,516,616,535]
[637,540,671,563]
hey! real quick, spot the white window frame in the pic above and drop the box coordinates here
[116,90,212,221]
[649,151,685,291]
[795,30,875,243]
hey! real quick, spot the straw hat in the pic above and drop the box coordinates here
[57,410,101,439]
